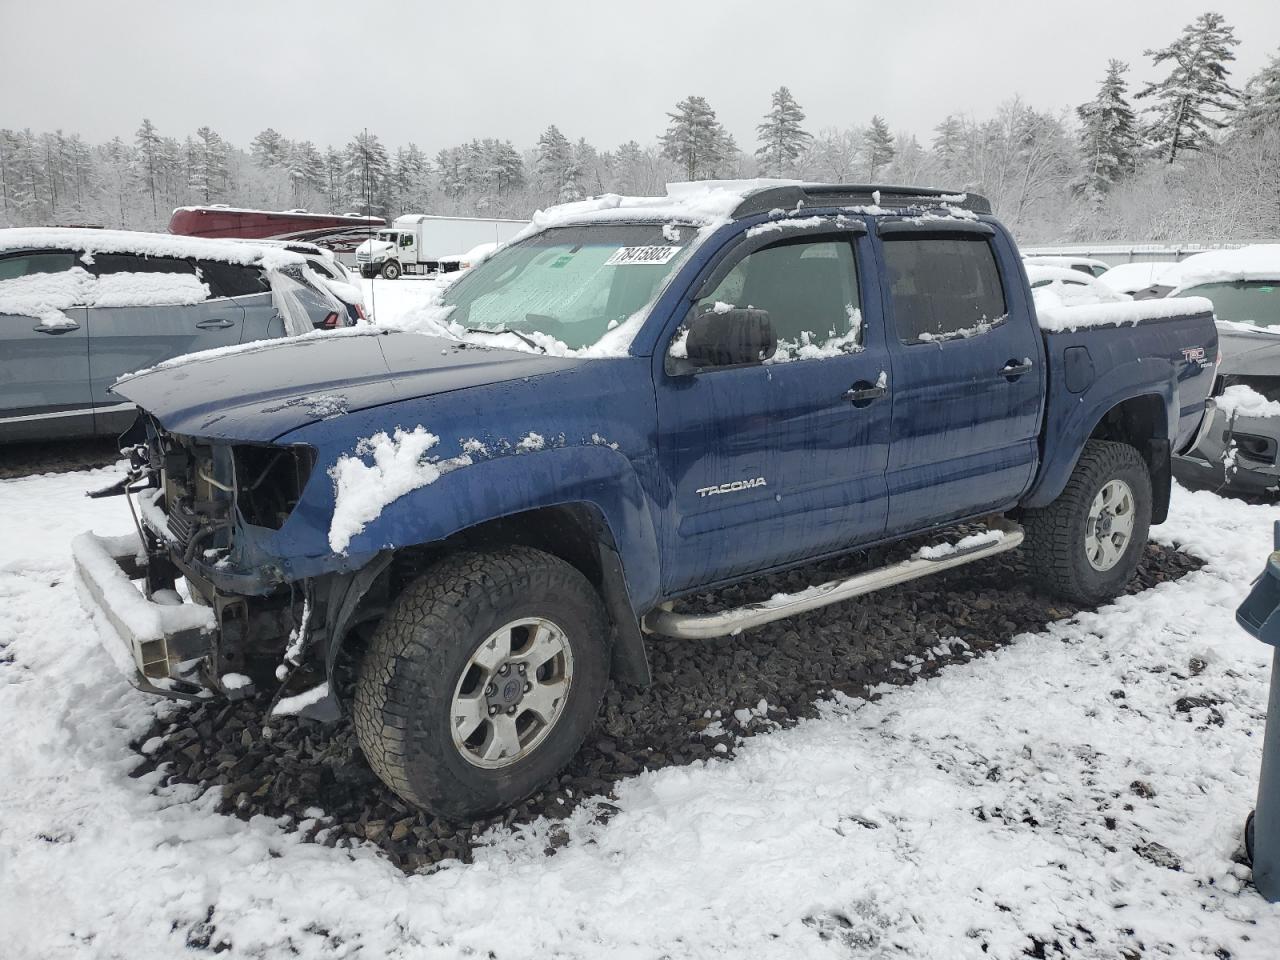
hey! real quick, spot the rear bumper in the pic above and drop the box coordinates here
[1174,401,1280,496]
[71,530,216,701]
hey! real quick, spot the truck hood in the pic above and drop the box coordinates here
[355,239,392,257]
[1218,322,1280,375]
[111,330,588,442]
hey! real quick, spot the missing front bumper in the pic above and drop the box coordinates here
[71,530,216,701]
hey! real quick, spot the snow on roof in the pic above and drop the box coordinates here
[1166,244,1280,291]
[171,204,382,221]
[1097,261,1180,293]
[1036,295,1213,332]
[1025,265,1102,286]
[0,227,308,270]
[1024,255,1110,269]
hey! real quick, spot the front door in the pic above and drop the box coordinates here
[655,229,892,594]
[0,250,93,439]
[877,226,1044,534]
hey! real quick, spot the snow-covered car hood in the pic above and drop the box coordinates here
[110,330,587,443]
[355,239,393,257]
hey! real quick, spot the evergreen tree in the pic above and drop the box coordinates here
[535,125,575,200]
[755,86,811,177]
[344,131,390,216]
[188,126,228,203]
[250,128,288,168]
[323,146,346,210]
[864,115,895,179]
[1136,11,1241,163]
[490,140,526,196]
[288,140,326,206]
[133,118,163,218]
[1074,60,1139,194]
[1233,47,1280,138]
[660,95,733,181]
[932,115,965,171]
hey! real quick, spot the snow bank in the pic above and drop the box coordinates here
[0,226,308,271]
[1217,384,1280,420]
[1036,295,1214,332]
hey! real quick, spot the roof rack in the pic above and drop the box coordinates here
[731,184,991,218]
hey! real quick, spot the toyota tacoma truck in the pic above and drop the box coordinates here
[73,182,1218,818]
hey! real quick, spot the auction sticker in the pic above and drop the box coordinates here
[606,245,683,266]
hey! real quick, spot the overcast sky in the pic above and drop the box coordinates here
[2,0,1278,153]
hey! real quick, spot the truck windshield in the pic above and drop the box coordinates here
[1176,281,1280,328]
[439,224,693,350]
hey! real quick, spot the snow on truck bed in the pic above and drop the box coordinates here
[1036,294,1215,332]
[3,467,1280,957]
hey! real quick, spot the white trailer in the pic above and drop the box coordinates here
[354,214,528,279]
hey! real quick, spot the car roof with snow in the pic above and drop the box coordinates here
[1165,244,1280,292]
[0,227,309,270]
[1025,265,1099,286]
[1097,261,1179,292]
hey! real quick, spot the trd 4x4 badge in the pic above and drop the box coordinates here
[696,477,767,498]
[1181,346,1209,367]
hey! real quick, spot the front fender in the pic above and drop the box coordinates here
[268,442,664,614]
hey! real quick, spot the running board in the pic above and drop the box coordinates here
[643,518,1024,640]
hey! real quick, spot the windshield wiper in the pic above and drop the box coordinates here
[464,326,546,353]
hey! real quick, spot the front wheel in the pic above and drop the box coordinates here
[380,260,401,280]
[1022,439,1153,605]
[353,547,609,818]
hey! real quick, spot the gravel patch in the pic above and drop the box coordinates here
[0,438,122,479]
[130,537,1202,874]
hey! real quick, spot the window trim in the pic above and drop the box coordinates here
[881,233,1009,346]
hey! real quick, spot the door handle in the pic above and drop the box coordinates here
[195,318,236,329]
[1000,359,1033,379]
[33,322,79,334]
[844,381,886,406]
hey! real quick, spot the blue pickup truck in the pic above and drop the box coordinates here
[74,182,1217,817]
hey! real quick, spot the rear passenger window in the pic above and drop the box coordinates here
[194,260,271,298]
[883,236,1007,343]
[92,253,196,276]
[0,251,77,280]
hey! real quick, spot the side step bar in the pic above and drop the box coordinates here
[643,518,1024,640]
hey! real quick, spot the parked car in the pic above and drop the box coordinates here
[1097,261,1180,297]
[0,228,332,442]
[1023,255,1112,278]
[1025,264,1131,305]
[73,182,1216,818]
[1168,245,1280,496]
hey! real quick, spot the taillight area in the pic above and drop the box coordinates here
[355,303,367,322]
[321,311,340,329]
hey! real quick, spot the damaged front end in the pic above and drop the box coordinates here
[73,417,388,720]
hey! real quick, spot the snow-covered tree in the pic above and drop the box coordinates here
[864,115,895,179]
[189,126,228,203]
[1074,60,1139,194]
[1136,12,1241,163]
[535,125,576,201]
[802,127,862,182]
[932,115,965,172]
[287,140,326,206]
[1232,47,1280,138]
[755,86,811,177]
[660,95,734,181]
[250,128,288,169]
[133,118,163,218]
[344,131,391,216]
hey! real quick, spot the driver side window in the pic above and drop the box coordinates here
[692,235,862,363]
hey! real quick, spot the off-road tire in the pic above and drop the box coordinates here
[381,260,401,280]
[1022,439,1152,605]
[353,547,609,818]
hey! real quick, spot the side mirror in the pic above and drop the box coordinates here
[672,306,776,372]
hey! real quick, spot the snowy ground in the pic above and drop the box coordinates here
[361,274,449,328]
[2,462,1280,957]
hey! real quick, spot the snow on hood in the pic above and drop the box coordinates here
[0,227,307,271]
[355,238,393,256]
[0,267,209,326]
[1164,244,1280,291]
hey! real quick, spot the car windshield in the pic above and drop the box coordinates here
[439,223,693,350]
[1177,280,1280,328]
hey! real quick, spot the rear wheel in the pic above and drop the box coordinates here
[1022,439,1152,605]
[381,260,401,280]
[353,547,609,818]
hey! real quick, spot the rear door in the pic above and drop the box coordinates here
[194,259,280,343]
[655,225,892,593]
[0,250,93,439]
[877,223,1043,534]
[86,253,245,413]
